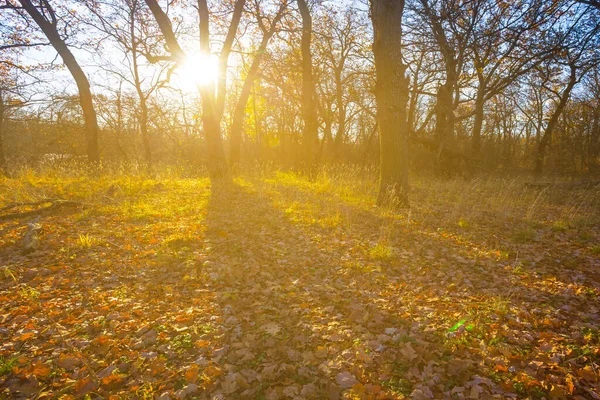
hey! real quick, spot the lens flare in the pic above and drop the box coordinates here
[175,54,219,91]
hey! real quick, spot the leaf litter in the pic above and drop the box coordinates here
[0,172,599,399]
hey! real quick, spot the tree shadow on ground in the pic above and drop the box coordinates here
[1,178,598,399]
[201,181,454,398]
[246,177,600,399]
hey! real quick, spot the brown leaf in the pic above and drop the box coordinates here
[57,354,82,371]
[399,342,418,362]
[336,371,358,389]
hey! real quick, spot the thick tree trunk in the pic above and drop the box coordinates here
[198,0,228,180]
[298,0,319,168]
[146,0,243,180]
[19,0,100,164]
[534,64,578,176]
[435,82,454,144]
[229,6,285,166]
[370,0,409,207]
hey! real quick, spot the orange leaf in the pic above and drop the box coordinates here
[16,332,35,342]
[101,374,123,386]
[566,374,575,395]
[74,377,97,394]
[203,365,223,378]
[495,364,508,372]
[32,361,51,378]
[185,364,199,384]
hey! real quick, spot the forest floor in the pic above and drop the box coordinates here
[0,167,599,400]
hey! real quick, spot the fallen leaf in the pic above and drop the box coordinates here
[336,371,358,389]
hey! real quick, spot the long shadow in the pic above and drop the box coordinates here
[1,178,596,398]
[201,182,450,398]
[254,177,600,399]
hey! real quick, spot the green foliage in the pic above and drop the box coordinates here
[0,356,17,376]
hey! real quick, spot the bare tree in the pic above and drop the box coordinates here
[229,0,288,166]
[83,0,172,168]
[143,0,246,180]
[9,0,100,163]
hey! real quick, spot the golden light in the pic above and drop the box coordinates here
[175,54,219,91]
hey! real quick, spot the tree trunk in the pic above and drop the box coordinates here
[298,0,319,168]
[215,0,246,120]
[145,0,238,181]
[19,0,100,164]
[370,0,409,207]
[139,97,152,167]
[471,80,486,155]
[130,3,152,169]
[333,69,345,155]
[198,0,228,180]
[534,64,578,176]
[0,91,6,174]
[229,6,285,166]
[435,81,455,144]
[589,105,600,172]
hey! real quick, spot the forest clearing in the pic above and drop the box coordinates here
[2,0,600,398]
[0,168,599,399]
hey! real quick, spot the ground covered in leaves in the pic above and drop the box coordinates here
[0,168,599,399]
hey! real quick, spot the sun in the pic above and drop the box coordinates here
[174,54,219,92]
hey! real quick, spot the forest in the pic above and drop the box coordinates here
[0,0,600,399]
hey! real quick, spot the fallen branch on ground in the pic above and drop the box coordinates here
[0,199,85,221]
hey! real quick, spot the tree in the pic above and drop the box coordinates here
[297,0,319,166]
[8,0,100,164]
[229,0,288,166]
[469,0,568,156]
[575,0,600,10]
[370,0,410,206]
[143,0,246,180]
[534,4,600,175]
[414,0,482,149]
[82,0,172,168]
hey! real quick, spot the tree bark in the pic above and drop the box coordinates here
[215,0,246,120]
[19,0,100,164]
[333,68,346,155]
[534,64,578,176]
[471,85,485,155]
[129,2,152,168]
[145,0,232,180]
[198,0,228,179]
[297,0,319,168]
[0,91,6,174]
[370,0,409,207]
[589,104,600,172]
[419,0,457,148]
